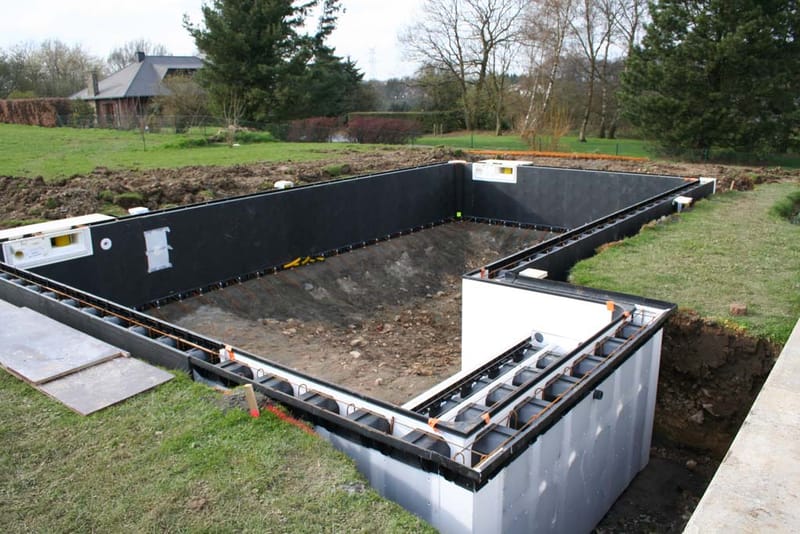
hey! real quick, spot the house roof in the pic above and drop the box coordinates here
[71,55,204,100]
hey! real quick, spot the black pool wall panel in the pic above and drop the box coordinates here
[463,166,688,229]
[480,178,715,281]
[32,164,456,307]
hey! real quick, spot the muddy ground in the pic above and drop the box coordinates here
[1,145,797,227]
[151,222,554,404]
[3,146,793,531]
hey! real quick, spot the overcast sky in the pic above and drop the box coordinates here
[0,0,424,80]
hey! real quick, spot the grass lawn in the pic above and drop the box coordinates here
[415,131,651,158]
[0,124,377,180]
[570,181,800,343]
[0,371,432,533]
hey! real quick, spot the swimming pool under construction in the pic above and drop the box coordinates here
[0,160,715,533]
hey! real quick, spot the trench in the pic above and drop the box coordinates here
[150,221,778,532]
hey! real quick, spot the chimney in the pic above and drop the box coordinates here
[135,51,146,62]
[86,72,99,97]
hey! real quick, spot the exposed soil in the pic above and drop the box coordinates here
[151,222,553,404]
[658,312,780,457]
[1,145,797,228]
[4,146,793,531]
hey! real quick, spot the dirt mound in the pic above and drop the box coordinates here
[4,147,797,229]
[0,146,453,228]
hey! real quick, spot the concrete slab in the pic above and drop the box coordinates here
[684,319,800,533]
[39,357,173,415]
[0,304,125,384]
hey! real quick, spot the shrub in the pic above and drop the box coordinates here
[286,117,339,142]
[347,116,420,145]
[165,137,211,149]
[348,111,464,134]
[69,100,96,128]
[233,130,276,144]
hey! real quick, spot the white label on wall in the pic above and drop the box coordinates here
[144,227,173,273]
[472,160,533,184]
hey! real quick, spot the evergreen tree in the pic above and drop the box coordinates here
[620,0,800,154]
[273,1,366,119]
[185,0,337,122]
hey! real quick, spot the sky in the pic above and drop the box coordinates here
[0,0,424,80]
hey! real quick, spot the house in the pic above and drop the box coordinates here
[71,51,203,127]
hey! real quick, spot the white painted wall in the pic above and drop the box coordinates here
[322,329,664,534]
[461,278,612,370]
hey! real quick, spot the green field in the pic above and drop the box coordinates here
[570,182,800,343]
[0,371,432,533]
[415,131,651,158]
[0,124,375,180]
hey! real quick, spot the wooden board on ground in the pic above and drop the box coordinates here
[39,356,173,415]
[0,303,125,385]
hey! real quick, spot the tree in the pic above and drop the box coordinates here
[414,66,462,112]
[401,0,525,131]
[603,0,648,138]
[107,40,170,72]
[0,51,15,98]
[0,40,104,97]
[620,0,800,154]
[278,50,365,118]
[275,2,366,118]
[569,0,616,142]
[519,0,575,140]
[152,74,210,131]
[37,40,105,96]
[185,0,352,123]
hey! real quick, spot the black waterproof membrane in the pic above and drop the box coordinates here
[0,162,714,489]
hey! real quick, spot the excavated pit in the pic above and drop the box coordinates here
[151,220,779,532]
[151,222,555,403]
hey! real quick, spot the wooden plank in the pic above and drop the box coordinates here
[39,357,173,415]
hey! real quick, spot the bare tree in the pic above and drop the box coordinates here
[570,0,615,142]
[215,87,246,145]
[107,40,170,72]
[596,0,622,138]
[38,40,105,97]
[519,0,575,140]
[1,40,104,97]
[486,39,518,135]
[616,0,647,53]
[401,0,525,131]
